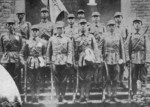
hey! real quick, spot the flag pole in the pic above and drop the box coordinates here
[47,0,51,21]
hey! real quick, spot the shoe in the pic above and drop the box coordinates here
[104,98,112,103]
[58,97,63,102]
[85,97,90,102]
[78,97,86,102]
[32,98,38,103]
[112,97,120,103]
[120,82,127,89]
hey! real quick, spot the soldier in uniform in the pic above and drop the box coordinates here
[126,18,149,98]
[46,21,72,102]
[0,18,25,93]
[25,25,47,102]
[77,9,85,21]
[65,14,78,39]
[15,9,31,40]
[38,7,54,41]
[101,20,125,102]
[89,11,106,84]
[114,12,129,89]
[75,19,101,102]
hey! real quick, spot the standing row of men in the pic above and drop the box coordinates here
[0,7,150,103]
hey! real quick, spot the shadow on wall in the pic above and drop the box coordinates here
[26,0,45,25]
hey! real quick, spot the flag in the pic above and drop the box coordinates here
[41,0,68,23]
[49,0,68,23]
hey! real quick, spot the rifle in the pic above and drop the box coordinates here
[128,61,133,101]
[132,26,149,50]
[47,61,55,100]
[102,55,110,101]
[24,61,27,103]
[73,63,79,101]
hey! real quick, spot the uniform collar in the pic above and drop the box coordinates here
[18,20,25,25]
[132,29,143,35]
[56,34,63,38]
[41,19,49,23]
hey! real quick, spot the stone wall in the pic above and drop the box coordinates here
[0,0,15,33]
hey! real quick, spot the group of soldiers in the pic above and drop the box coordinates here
[0,7,150,103]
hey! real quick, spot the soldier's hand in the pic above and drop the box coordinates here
[19,56,25,65]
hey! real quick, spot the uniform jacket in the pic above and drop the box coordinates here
[89,23,106,49]
[65,23,79,39]
[75,32,101,66]
[125,29,150,64]
[26,37,47,69]
[46,34,73,65]
[38,20,54,40]
[101,31,125,65]
[115,22,129,42]
[15,21,31,40]
[0,32,24,63]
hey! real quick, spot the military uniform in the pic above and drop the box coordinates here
[46,21,72,102]
[114,12,129,88]
[89,12,106,84]
[126,18,150,96]
[75,19,101,102]
[25,25,47,102]
[38,8,54,41]
[15,10,31,40]
[101,20,125,101]
[0,18,25,93]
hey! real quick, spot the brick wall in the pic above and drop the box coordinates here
[130,0,150,33]
[0,0,15,33]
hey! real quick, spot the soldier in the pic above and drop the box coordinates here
[38,7,54,41]
[126,18,149,99]
[65,14,78,39]
[46,21,72,102]
[75,19,101,102]
[26,25,47,102]
[77,9,85,20]
[89,12,106,84]
[89,11,106,39]
[0,18,25,93]
[114,12,129,89]
[114,12,129,41]
[15,9,31,40]
[101,20,125,102]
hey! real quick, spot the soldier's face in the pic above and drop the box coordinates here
[32,29,39,37]
[7,23,15,31]
[114,16,123,23]
[57,27,63,34]
[41,11,49,19]
[78,13,85,18]
[68,18,75,25]
[133,21,142,30]
[108,24,115,32]
[80,23,86,31]
[17,13,25,20]
[92,16,100,23]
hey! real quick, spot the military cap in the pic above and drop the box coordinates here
[68,14,75,18]
[31,25,39,30]
[78,9,85,13]
[107,20,115,26]
[114,12,123,17]
[56,21,64,28]
[41,7,49,12]
[16,9,25,14]
[92,11,100,17]
[133,17,142,23]
[6,18,15,23]
[79,19,87,24]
